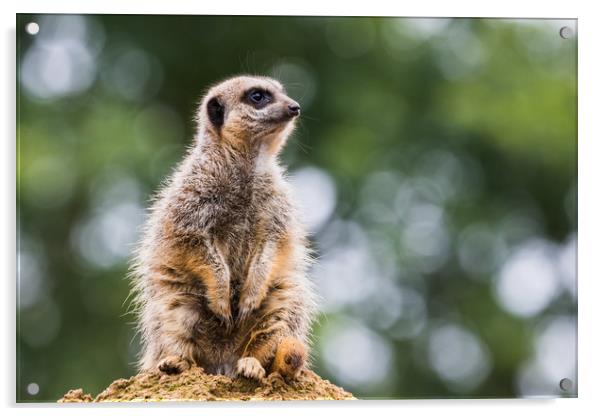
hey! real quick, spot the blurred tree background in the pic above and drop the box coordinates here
[16,15,577,401]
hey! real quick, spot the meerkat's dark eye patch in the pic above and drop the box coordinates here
[207,97,224,128]
[245,88,272,109]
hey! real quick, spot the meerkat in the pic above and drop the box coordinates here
[129,75,317,381]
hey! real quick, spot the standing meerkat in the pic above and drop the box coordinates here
[130,75,317,381]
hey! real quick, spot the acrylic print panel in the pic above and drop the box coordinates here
[16,14,577,402]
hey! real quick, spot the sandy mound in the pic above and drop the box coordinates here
[59,366,354,402]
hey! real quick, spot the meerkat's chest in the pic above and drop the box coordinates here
[219,174,290,230]
[213,174,291,260]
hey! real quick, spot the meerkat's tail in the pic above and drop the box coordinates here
[271,337,307,380]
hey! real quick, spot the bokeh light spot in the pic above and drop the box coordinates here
[494,239,560,318]
[102,47,163,101]
[290,166,336,232]
[322,320,392,387]
[428,324,492,391]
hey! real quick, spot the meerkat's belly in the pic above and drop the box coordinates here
[185,279,261,373]
[192,318,255,376]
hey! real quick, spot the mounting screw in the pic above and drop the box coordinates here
[559,378,573,392]
[25,22,39,35]
[559,26,574,39]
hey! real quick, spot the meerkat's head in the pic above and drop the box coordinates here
[197,75,301,155]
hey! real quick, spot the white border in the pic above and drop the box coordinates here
[3,1,601,415]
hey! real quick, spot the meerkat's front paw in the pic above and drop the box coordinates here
[157,355,191,375]
[236,357,266,380]
[236,294,261,323]
[208,298,232,326]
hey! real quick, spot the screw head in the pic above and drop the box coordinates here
[559,26,574,39]
[559,378,573,392]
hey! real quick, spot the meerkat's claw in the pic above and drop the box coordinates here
[235,306,253,325]
[217,311,234,329]
[236,296,259,323]
[157,355,191,375]
[236,357,266,380]
[209,299,232,325]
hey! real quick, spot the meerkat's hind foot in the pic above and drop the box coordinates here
[271,337,307,381]
[236,357,266,380]
[157,355,192,375]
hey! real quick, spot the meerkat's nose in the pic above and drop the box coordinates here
[288,103,301,117]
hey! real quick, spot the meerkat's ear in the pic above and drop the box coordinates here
[207,97,225,129]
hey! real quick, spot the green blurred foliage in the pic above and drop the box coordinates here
[17,15,576,401]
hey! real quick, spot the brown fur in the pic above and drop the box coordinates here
[271,336,308,380]
[129,75,317,380]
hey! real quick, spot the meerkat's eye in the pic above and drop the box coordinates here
[250,90,264,103]
[246,89,272,108]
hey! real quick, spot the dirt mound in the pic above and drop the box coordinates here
[59,366,354,402]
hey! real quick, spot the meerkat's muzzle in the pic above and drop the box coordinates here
[271,100,300,124]
[287,103,301,117]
